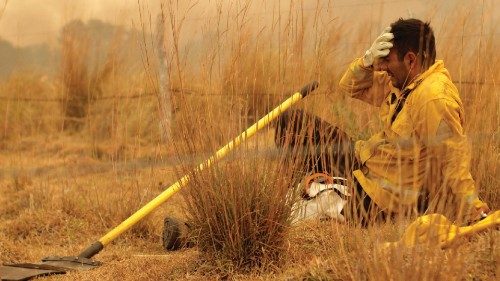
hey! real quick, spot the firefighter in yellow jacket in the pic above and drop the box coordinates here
[336,18,490,224]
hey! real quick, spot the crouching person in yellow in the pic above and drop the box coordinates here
[339,18,490,225]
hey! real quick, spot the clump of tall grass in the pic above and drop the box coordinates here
[180,140,300,271]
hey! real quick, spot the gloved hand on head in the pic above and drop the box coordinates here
[362,27,394,67]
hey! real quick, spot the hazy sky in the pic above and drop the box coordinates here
[0,0,497,47]
[0,0,160,46]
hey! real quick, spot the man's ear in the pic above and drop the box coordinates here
[404,52,418,70]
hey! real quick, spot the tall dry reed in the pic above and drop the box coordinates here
[180,147,300,272]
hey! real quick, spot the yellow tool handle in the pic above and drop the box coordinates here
[78,81,319,258]
[383,210,500,250]
[441,210,500,247]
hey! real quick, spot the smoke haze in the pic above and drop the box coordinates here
[0,0,160,47]
[0,0,497,47]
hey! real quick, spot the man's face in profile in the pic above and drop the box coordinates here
[377,47,411,90]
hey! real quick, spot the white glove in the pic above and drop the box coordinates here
[362,27,394,67]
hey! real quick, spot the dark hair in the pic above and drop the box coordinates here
[390,18,436,68]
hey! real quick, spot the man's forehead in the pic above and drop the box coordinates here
[387,47,398,58]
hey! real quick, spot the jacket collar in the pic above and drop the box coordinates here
[388,60,444,124]
[402,60,444,93]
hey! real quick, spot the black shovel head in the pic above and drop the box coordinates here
[1,256,101,281]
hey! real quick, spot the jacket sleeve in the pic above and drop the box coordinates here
[338,58,391,107]
[413,97,487,213]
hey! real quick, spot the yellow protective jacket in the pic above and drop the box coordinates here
[339,58,487,217]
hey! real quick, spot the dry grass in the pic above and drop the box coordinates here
[181,152,298,271]
[0,0,498,280]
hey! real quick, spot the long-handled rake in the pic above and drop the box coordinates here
[0,81,319,281]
